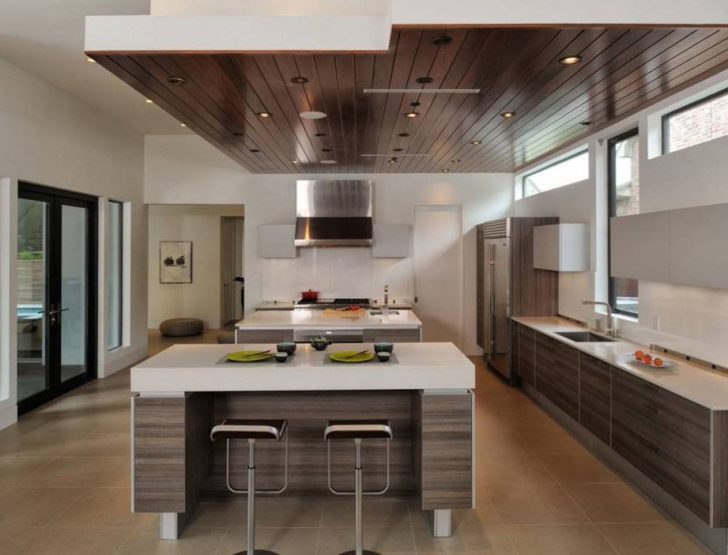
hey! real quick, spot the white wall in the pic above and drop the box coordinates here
[147,204,244,328]
[0,55,147,428]
[514,67,728,368]
[144,134,512,354]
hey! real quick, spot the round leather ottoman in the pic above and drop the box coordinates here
[159,318,204,337]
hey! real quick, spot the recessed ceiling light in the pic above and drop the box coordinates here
[559,55,582,65]
[315,132,327,137]
[451,159,461,164]
[580,120,592,126]
[291,159,299,164]
[364,88,480,94]
[501,111,516,118]
[404,111,420,118]
[290,76,308,84]
[321,148,331,152]
[320,159,338,165]
[300,111,327,120]
[86,57,96,63]
[416,76,434,84]
[179,123,187,127]
[431,34,453,47]
[398,132,410,137]
[393,148,403,152]
[388,157,398,164]
[233,132,245,137]
[145,99,154,104]
[167,76,186,85]
[258,112,272,118]
[410,101,421,107]
[470,139,482,145]
[250,148,260,153]
[442,168,451,173]
[361,153,429,158]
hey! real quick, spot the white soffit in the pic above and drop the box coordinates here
[86,1,392,53]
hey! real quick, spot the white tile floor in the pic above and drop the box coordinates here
[0,336,713,554]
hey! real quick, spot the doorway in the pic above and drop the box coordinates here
[220,216,244,326]
[16,183,97,414]
[413,204,463,346]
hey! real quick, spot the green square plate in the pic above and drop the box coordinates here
[329,350,375,363]
[226,350,274,363]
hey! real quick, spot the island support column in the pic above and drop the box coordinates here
[415,389,474,537]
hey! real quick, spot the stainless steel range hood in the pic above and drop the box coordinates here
[295,180,373,247]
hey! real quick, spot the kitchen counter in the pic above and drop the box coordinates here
[238,308,422,330]
[255,300,414,311]
[512,316,728,410]
[132,342,472,393]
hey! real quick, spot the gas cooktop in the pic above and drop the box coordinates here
[295,297,371,308]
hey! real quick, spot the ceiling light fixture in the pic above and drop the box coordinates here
[86,57,96,63]
[388,158,398,164]
[300,111,327,120]
[145,99,154,104]
[398,132,410,137]
[363,88,480,94]
[233,132,245,137]
[290,76,308,84]
[451,159,461,164]
[501,111,516,118]
[315,132,327,137]
[416,76,434,84]
[559,55,582,65]
[442,168,451,173]
[258,112,272,118]
[167,76,186,85]
[250,148,260,153]
[179,123,187,127]
[470,139,482,145]
[404,111,420,118]
[320,159,338,165]
[291,160,299,164]
[321,148,332,152]
[580,120,592,126]
[431,33,453,47]
[393,148,403,152]
[360,153,429,158]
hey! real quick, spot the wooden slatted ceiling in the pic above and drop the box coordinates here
[91,27,728,174]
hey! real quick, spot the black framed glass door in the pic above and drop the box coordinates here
[17,182,97,414]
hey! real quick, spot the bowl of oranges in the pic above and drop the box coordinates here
[633,350,674,368]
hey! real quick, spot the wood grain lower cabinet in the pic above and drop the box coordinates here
[235,329,294,343]
[516,324,535,386]
[612,370,711,523]
[578,353,611,445]
[363,328,421,343]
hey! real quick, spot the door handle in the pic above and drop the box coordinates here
[47,305,69,325]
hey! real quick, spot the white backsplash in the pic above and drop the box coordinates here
[259,247,413,303]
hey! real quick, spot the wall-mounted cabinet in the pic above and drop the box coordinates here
[257,224,296,258]
[372,224,411,258]
[611,202,728,289]
[533,223,589,272]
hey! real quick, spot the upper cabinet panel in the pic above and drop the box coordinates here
[610,212,669,281]
[668,204,728,289]
[533,223,589,272]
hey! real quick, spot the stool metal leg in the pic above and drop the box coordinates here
[340,438,380,555]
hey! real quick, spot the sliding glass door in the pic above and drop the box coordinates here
[17,183,97,414]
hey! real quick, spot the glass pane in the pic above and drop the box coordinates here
[667,91,728,153]
[61,204,88,382]
[611,133,640,316]
[523,151,589,197]
[106,202,122,350]
[17,198,49,401]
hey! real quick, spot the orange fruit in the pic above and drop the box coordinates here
[635,350,644,360]
[654,358,664,367]
[642,354,653,364]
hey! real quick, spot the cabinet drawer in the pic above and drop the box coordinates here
[517,325,535,386]
[534,332,554,393]
[579,353,611,445]
[547,340,579,420]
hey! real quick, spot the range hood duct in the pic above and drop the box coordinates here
[295,180,373,247]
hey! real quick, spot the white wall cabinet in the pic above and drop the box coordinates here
[533,223,590,272]
[373,224,411,258]
[668,204,728,289]
[610,212,669,281]
[257,224,296,258]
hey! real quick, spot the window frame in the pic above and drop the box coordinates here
[607,128,640,319]
[661,86,728,154]
[520,148,589,199]
[106,200,124,351]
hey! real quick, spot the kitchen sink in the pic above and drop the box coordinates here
[555,331,616,343]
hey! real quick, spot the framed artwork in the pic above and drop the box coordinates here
[160,241,192,284]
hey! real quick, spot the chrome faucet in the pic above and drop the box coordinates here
[582,300,616,337]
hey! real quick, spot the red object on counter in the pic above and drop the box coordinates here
[301,289,320,301]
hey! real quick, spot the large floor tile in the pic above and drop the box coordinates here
[219,526,319,555]
[483,482,588,524]
[476,451,556,485]
[413,522,517,554]
[0,487,89,527]
[24,456,130,488]
[119,523,226,555]
[254,496,323,527]
[321,497,411,528]
[562,482,668,523]
[5,526,130,555]
[317,526,416,554]
[0,455,53,492]
[49,487,155,528]
[505,523,618,555]
[597,521,714,555]
[537,451,619,484]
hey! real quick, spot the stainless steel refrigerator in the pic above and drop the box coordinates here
[483,236,511,379]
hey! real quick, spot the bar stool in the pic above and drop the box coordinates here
[210,419,289,555]
[324,419,393,555]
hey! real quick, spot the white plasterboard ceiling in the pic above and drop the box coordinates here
[0,0,188,135]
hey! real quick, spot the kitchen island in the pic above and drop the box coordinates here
[131,342,474,540]
[235,307,423,343]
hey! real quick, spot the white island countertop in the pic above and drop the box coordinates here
[131,342,473,393]
[236,308,422,330]
[513,316,728,410]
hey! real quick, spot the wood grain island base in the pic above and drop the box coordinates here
[131,343,474,541]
